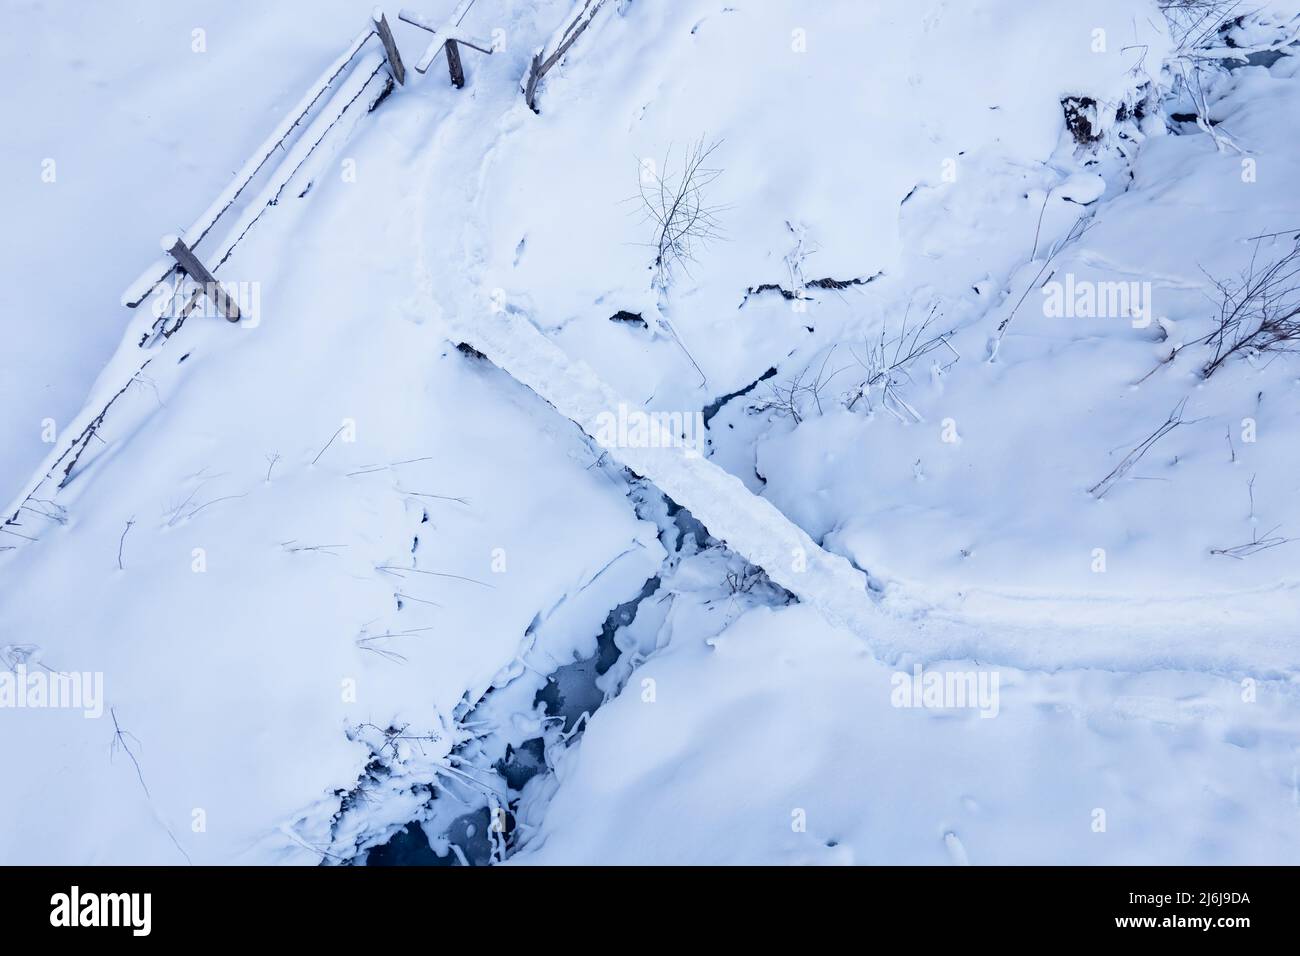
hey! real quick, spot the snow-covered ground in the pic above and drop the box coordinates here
[0,0,371,501]
[2,0,1298,865]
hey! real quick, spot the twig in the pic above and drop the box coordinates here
[1030,192,1050,260]
[346,456,434,478]
[110,708,150,798]
[164,481,208,528]
[1087,399,1194,498]
[994,218,1094,346]
[20,500,68,525]
[845,305,958,422]
[312,426,348,466]
[185,493,248,522]
[117,518,135,570]
[407,492,470,505]
[358,645,408,664]
[1211,525,1295,559]
[281,541,347,556]
[376,566,494,587]
[1198,236,1300,378]
[395,592,443,608]
[752,346,850,425]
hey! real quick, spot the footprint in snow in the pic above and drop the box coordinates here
[944,831,970,866]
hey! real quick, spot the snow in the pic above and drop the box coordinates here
[3,0,1300,865]
[515,602,1300,865]
[120,23,383,308]
[0,0,381,505]
[448,303,882,642]
[1,0,665,862]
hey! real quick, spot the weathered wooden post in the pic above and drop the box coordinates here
[444,37,466,88]
[372,9,406,85]
[162,235,241,323]
[398,4,493,89]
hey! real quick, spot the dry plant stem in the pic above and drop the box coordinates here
[1087,399,1194,498]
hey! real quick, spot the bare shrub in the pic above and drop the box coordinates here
[751,347,847,425]
[846,306,958,423]
[1159,0,1298,60]
[1209,473,1297,558]
[637,138,725,290]
[1159,2,1300,152]
[1199,235,1300,378]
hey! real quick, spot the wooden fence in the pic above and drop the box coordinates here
[120,11,407,335]
[3,0,610,540]
[120,0,607,330]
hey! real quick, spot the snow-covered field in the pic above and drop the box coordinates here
[2,0,1298,865]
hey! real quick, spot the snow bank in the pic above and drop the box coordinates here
[517,602,1300,864]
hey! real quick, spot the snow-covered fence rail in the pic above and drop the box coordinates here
[1,13,409,540]
[120,12,406,315]
[399,1,494,88]
[521,0,607,113]
[4,2,588,548]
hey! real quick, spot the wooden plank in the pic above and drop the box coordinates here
[399,6,492,75]
[398,7,442,33]
[524,0,605,112]
[399,8,450,73]
[398,1,473,35]
[164,237,241,323]
[443,30,494,54]
[523,52,543,111]
[445,39,465,88]
[373,11,406,85]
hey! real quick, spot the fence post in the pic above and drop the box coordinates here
[445,40,465,88]
[163,236,241,323]
[398,7,492,86]
[522,51,543,111]
[373,10,406,85]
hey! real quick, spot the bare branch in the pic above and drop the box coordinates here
[117,518,135,570]
[845,306,958,423]
[1198,236,1300,378]
[636,137,727,291]
[1211,525,1296,559]
[1087,399,1194,498]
